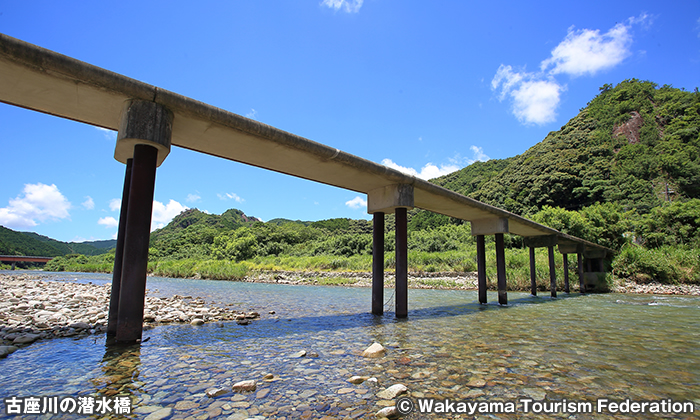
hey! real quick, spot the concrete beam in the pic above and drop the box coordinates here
[367,184,414,214]
[584,248,607,259]
[523,235,558,248]
[558,242,584,254]
[471,218,509,236]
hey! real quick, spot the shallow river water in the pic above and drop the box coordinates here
[1,272,699,419]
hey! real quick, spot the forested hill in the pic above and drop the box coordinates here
[432,79,700,216]
[0,226,113,257]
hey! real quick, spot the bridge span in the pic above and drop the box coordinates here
[0,34,613,343]
[0,255,53,270]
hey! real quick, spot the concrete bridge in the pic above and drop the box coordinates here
[0,255,53,270]
[0,33,614,343]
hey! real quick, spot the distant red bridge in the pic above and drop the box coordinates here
[0,255,54,269]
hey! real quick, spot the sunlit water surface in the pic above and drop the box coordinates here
[1,271,699,419]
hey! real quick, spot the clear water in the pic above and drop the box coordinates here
[1,271,699,419]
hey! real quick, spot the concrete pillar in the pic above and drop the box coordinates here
[395,207,408,318]
[562,253,570,293]
[495,233,507,305]
[372,212,384,315]
[112,100,172,344]
[529,247,537,296]
[107,158,132,337]
[598,258,605,272]
[548,245,557,298]
[367,184,413,318]
[116,144,158,343]
[476,235,487,304]
[578,252,585,294]
[10,261,16,270]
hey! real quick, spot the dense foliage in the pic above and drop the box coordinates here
[432,80,700,215]
[0,226,111,258]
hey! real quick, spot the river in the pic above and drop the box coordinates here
[1,271,699,419]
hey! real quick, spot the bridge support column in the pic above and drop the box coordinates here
[529,247,537,296]
[472,218,509,305]
[476,235,487,304]
[371,212,385,315]
[548,245,557,298]
[367,184,413,318]
[495,233,507,305]
[562,254,570,293]
[107,158,133,337]
[395,207,408,318]
[10,262,16,270]
[578,252,585,293]
[111,100,172,344]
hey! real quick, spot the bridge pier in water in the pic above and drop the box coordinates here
[471,218,509,305]
[524,235,559,297]
[368,184,414,318]
[107,100,173,344]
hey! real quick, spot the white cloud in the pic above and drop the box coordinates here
[345,196,367,210]
[467,146,490,164]
[109,198,121,212]
[151,199,188,231]
[321,0,363,13]
[511,79,564,125]
[218,192,244,203]
[98,216,119,228]
[246,109,258,120]
[186,193,201,203]
[381,159,460,180]
[540,24,632,77]
[492,17,647,126]
[0,183,71,229]
[96,127,117,140]
[82,196,95,210]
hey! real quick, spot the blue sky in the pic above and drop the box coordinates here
[0,1,698,242]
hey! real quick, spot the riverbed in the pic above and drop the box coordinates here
[1,271,699,419]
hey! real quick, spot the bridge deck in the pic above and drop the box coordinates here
[0,33,610,252]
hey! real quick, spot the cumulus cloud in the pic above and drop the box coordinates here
[321,0,363,13]
[109,198,121,212]
[98,216,119,228]
[345,196,367,210]
[218,192,244,203]
[540,24,633,77]
[82,196,95,210]
[186,193,201,203]
[0,183,71,229]
[381,159,460,180]
[151,199,188,231]
[492,16,647,125]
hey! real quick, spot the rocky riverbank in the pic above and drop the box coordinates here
[0,274,261,358]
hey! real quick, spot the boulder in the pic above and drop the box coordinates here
[376,406,400,419]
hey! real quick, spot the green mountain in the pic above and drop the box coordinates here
[0,226,110,257]
[432,79,700,216]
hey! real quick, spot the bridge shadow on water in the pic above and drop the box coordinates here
[153,291,585,347]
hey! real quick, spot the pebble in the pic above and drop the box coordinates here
[232,380,257,392]
[376,406,399,419]
[376,384,407,400]
[361,342,386,358]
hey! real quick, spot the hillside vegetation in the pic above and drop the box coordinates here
[32,80,700,287]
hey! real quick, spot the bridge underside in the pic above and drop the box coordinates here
[0,34,614,343]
